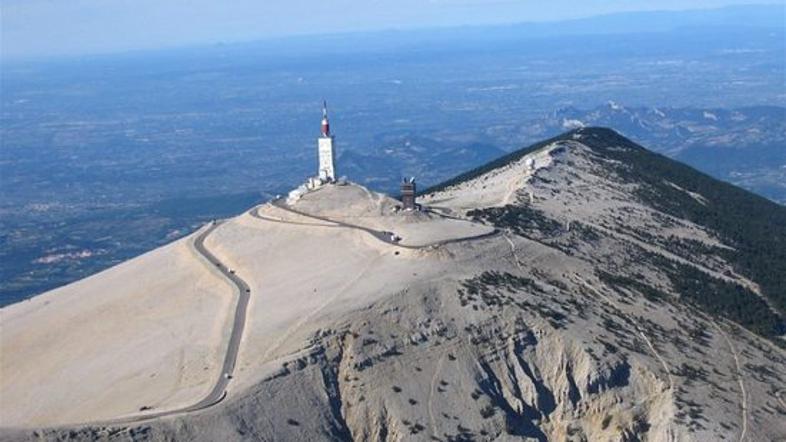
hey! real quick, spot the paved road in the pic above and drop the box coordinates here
[62,202,491,429]
[71,221,251,427]
[188,222,250,409]
[255,199,500,249]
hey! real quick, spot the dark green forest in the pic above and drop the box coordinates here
[577,128,786,333]
[425,127,786,339]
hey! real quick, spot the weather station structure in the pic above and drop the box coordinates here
[400,178,418,211]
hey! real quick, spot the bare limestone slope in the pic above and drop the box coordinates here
[4,128,786,441]
[0,233,235,427]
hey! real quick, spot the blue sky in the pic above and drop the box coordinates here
[1,0,783,58]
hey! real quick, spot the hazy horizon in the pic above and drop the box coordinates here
[2,1,784,59]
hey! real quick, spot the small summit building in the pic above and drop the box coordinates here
[400,178,417,211]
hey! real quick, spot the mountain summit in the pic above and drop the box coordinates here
[3,128,785,441]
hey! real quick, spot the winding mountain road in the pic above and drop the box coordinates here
[187,221,250,409]
[67,199,494,428]
[77,221,251,427]
[256,199,500,249]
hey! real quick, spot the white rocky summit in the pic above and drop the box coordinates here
[1,127,785,441]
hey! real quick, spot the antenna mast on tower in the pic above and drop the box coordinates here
[321,100,330,137]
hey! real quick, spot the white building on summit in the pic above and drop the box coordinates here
[295,101,340,201]
[317,101,337,182]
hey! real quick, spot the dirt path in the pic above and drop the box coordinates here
[711,320,748,442]
[501,169,526,206]
[503,232,524,272]
[574,275,674,391]
[427,352,447,435]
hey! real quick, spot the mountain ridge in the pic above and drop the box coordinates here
[425,127,786,339]
[514,105,786,204]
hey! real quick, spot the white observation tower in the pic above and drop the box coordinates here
[317,101,337,182]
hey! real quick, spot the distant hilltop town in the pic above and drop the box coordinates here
[287,101,419,211]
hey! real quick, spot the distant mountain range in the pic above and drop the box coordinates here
[339,104,785,204]
[339,135,506,192]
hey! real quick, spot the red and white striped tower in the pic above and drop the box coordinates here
[317,100,336,182]
[321,101,330,137]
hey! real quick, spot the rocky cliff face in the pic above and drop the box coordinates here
[11,128,786,441]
